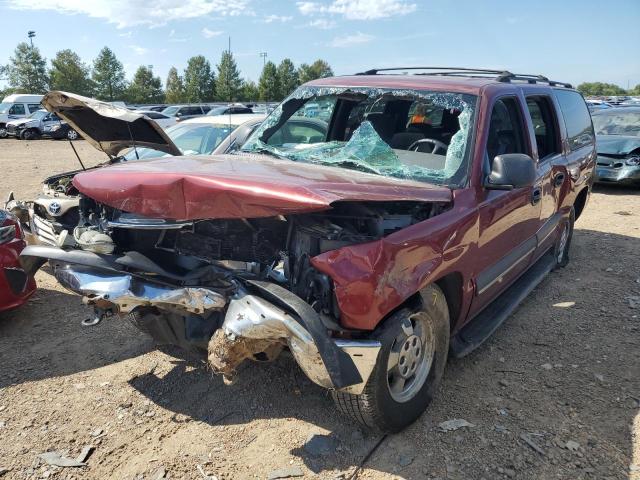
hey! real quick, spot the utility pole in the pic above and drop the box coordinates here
[28,30,36,48]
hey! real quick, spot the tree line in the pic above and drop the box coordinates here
[0,42,335,104]
[577,82,640,97]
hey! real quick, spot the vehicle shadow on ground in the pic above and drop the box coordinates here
[593,183,640,196]
[0,284,154,389]
[129,227,640,478]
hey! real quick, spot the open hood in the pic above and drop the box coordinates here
[42,91,182,157]
[72,154,452,220]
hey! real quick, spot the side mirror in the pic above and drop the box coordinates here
[176,112,183,117]
[485,153,536,190]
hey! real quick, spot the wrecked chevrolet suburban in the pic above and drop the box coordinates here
[21,69,596,432]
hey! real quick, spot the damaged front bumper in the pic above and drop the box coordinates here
[20,245,380,394]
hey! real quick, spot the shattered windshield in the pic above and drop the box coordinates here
[241,86,478,186]
[0,103,12,114]
[593,111,640,137]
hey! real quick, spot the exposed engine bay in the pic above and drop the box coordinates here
[75,197,445,321]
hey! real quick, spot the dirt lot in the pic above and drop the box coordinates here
[0,139,638,480]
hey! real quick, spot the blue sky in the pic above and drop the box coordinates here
[1,0,639,89]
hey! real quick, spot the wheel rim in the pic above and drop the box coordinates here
[0,127,6,138]
[557,223,569,263]
[68,130,78,140]
[386,312,435,403]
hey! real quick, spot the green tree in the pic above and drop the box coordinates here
[49,49,94,96]
[276,58,299,100]
[92,47,127,101]
[216,51,242,102]
[577,82,627,97]
[628,84,640,96]
[125,65,164,103]
[258,61,279,101]
[7,42,48,93]
[239,80,259,102]
[297,59,333,84]
[184,55,215,102]
[165,67,185,103]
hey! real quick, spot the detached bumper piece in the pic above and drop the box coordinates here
[19,245,380,394]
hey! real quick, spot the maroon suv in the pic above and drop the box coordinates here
[21,68,595,432]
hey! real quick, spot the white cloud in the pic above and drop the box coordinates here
[202,27,223,38]
[7,0,252,28]
[297,0,416,20]
[118,31,132,38]
[129,45,148,55]
[307,18,336,29]
[327,31,374,47]
[263,14,293,23]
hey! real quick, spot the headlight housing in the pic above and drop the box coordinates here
[625,154,640,166]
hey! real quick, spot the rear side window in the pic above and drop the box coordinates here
[525,96,561,160]
[28,104,42,113]
[554,90,594,151]
[9,104,25,115]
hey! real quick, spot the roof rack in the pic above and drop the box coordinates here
[354,67,572,88]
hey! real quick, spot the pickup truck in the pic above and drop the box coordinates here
[21,68,595,432]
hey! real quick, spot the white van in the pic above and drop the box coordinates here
[0,94,44,138]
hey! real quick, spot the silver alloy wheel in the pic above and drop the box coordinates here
[0,127,7,138]
[386,312,435,403]
[557,222,569,263]
[67,129,78,140]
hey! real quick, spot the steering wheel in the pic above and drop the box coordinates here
[408,138,448,155]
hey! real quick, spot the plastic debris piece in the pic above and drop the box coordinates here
[438,419,475,432]
[39,452,86,468]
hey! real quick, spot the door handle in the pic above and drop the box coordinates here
[531,187,542,205]
[554,173,565,187]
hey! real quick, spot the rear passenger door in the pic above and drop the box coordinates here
[523,94,565,258]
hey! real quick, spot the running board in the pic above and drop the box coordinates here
[450,251,556,358]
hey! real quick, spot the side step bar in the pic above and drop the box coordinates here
[450,251,556,358]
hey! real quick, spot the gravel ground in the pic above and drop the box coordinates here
[0,138,638,480]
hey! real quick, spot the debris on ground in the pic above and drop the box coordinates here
[519,433,545,455]
[553,301,575,308]
[438,419,475,432]
[565,440,580,451]
[267,466,305,479]
[38,451,86,467]
[76,445,95,463]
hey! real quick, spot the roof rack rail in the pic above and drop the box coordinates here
[355,67,572,88]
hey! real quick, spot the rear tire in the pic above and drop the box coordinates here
[66,128,79,140]
[332,284,450,432]
[554,207,574,269]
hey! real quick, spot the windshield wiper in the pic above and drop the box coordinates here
[243,147,286,160]
[320,159,381,175]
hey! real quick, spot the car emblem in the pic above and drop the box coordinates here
[49,201,62,215]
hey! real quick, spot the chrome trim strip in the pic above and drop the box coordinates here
[477,246,535,296]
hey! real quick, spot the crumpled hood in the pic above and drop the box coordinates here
[596,135,640,155]
[42,91,181,157]
[72,154,452,220]
[7,117,34,127]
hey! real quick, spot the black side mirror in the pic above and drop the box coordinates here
[485,153,536,190]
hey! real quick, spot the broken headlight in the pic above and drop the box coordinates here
[625,155,640,166]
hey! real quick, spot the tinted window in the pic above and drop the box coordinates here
[526,96,560,160]
[554,90,594,150]
[9,104,25,115]
[28,104,42,113]
[486,97,528,161]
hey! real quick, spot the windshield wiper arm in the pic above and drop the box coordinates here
[244,147,286,159]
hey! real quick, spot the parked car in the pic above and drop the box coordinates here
[20,69,594,432]
[0,94,43,138]
[5,109,79,140]
[137,110,178,129]
[0,207,36,312]
[592,107,640,185]
[162,104,211,121]
[207,104,253,116]
[7,93,265,247]
[585,99,613,112]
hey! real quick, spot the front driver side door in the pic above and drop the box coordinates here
[469,95,541,317]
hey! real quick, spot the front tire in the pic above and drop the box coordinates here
[21,129,39,140]
[332,284,450,432]
[0,126,7,138]
[66,128,79,140]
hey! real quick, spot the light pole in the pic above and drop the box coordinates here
[28,31,36,48]
[259,52,268,103]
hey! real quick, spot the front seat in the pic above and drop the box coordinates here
[366,113,397,143]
